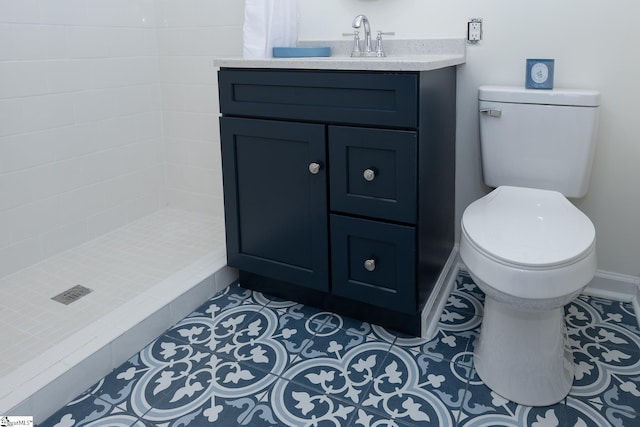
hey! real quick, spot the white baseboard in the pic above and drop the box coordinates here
[583,269,640,330]
[583,269,640,302]
[421,245,461,340]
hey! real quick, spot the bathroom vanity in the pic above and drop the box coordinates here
[215,40,464,335]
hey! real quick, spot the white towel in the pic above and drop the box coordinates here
[243,0,297,58]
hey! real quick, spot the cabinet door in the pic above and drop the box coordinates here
[221,117,329,291]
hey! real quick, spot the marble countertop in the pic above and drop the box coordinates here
[214,38,466,72]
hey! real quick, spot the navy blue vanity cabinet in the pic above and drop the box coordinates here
[218,67,456,335]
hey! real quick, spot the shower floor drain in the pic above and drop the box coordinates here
[52,285,93,305]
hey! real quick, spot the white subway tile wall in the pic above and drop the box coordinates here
[155,0,243,217]
[0,0,245,279]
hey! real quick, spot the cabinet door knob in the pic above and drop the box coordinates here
[363,168,376,181]
[364,258,376,271]
[308,162,321,174]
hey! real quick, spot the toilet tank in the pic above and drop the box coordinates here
[479,85,600,198]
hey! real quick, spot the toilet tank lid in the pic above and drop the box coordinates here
[479,85,600,107]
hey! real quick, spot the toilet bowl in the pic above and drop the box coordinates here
[461,185,597,405]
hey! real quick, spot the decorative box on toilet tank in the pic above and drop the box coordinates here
[218,67,456,336]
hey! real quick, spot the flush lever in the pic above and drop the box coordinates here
[480,108,502,118]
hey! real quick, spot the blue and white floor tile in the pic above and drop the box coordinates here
[41,273,640,426]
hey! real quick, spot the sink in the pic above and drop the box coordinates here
[272,46,331,58]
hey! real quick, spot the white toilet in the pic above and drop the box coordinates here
[460,85,600,406]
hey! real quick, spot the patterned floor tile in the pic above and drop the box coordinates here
[250,290,300,306]
[349,407,422,427]
[359,344,469,426]
[566,296,640,353]
[267,376,358,426]
[141,362,278,426]
[565,294,640,422]
[101,336,216,420]
[252,290,329,316]
[87,331,278,425]
[448,272,486,316]
[393,316,480,369]
[222,389,280,426]
[291,314,389,367]
[318,311,378,339]
[568,345,640,418]
[565,396,628,427]
[386,273,483,367]
[89,355,150,409]
[163,283,260,350]
[134,347,279,425]
[187,282,257,319]
[213,304,305,376]
[570,296,640,336]
[38,391,142,427]
[281,341,393,407]
[260,304,336,355]
[457,367,569,427]
[39,273,640,427]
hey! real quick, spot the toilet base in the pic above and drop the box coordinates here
[473,296,575,406]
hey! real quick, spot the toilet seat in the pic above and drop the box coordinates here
[462,186,595,268]
[460,186,597,304]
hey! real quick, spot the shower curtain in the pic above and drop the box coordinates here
[243,0,298,58]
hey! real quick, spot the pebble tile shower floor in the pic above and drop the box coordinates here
[41,272,640,426]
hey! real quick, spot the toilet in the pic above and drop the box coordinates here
[460,85,600,406]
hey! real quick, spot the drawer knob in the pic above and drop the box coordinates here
[364,258,376,272]
[363,168,376,181]
[308,162,321,174]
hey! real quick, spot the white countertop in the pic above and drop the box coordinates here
[214,38,466,72]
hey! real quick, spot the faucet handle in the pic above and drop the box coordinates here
[343,31,361,55]
[375,31,395,57]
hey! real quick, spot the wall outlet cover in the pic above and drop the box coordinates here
[526,58,554,90]
[467,18,482,44]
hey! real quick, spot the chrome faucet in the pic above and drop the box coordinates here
[352,15,373,54]
[346,15,394,57]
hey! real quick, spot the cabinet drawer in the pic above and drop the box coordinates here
[330,215,416,313]
[329,126,417,223]
[218,68,417,127]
